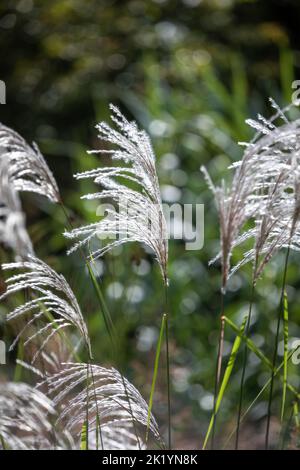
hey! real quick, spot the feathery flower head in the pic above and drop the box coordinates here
[0,382,55,450]
[0,256,92,362]
[0,155,34,259]
[203,99,300,290]
[64,105,168,284]
[39,362,162,450]
[0,123,60,203]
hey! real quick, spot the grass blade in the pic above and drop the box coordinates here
[222,344,300,448]
[294,401,299,430]
[202,316,247,449]
[225,315,298,397]
[80,421,88,450]
[0,434,8,450]
[146,314,166,445]
[87,258,117,348]
[165,312,171,450]
[224,316,272,368]
[265,245,290,449]
[281,290,289,422]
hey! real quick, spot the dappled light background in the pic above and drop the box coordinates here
[1,0,300,449]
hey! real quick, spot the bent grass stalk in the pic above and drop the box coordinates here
[0,434,8,450]
[222,341,300,448]
[90,364,104,450]
[204,314,300,449]
[203,315,247,450]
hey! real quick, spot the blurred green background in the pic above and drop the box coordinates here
[1,0,300,449]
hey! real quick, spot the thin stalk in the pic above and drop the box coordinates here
[222,344,300,449]
[294,401,300,430]
[89,363,104,450]
[211,291,225,449]
[0,435,7,450]
[235,276,256,449]
[105,309,142,450]
[120,372,142,451]
[265,244,291,449]
[280,404,294,449]
[281,290,289,422]
[202,315,247,450]
[85,362,90,450]
[146,313,166,446]
[165,313,171,450]
[164,284,171,450]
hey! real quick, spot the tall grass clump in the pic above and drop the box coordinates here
[203,99,300,448]
[64,105,171,447]
[1,99,300,450]
[0,108,168,450]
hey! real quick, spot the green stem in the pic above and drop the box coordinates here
[280,404,294,449]
[165,312,171,450]
[146,314,166,446]
[235,277,256,449]
[265,245,290,449]
[89,363,104,450]
[211,291,225,449]
[222,344,300,449]
[164,283,171,450]
[85,363,90,450]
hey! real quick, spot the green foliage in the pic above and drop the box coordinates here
[1,0,300,449]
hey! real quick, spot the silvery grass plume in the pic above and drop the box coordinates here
[227,100,300,281]
[0,158,33,258]
[64,105,168,284]
[229,171,295,282]
[0,256,92,362]
[0,382,54,450]
[0,382,75,450]
[0,123,60,203]
[39,362,162,450]
[202,99,300,290]
[0,123,60,259]
[201,165,258,293]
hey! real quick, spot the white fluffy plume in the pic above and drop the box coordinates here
[0,382,76,450]
[0,123,60,259]
[38,362,162,450]
[64,105,168,284]
[203,99,300,288]
[0,382,52,449]
[0,123,59,203]
[0,256,92,362]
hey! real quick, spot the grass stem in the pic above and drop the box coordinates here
[164,281,171,450]
[235,277,256,449]
[265,245,290,449]
[146,314,166,446]
[211,291,225,449]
